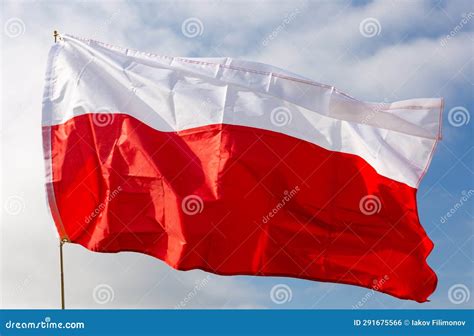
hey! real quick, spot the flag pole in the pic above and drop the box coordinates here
[53,29,66,309]
[59,238,67,309]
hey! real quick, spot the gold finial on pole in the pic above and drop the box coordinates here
[53,30,59,43]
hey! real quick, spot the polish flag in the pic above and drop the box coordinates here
[42,35,442,302]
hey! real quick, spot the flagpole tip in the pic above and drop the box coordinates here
[53,30,60,43]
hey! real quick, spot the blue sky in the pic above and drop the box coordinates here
[1,0,473,309]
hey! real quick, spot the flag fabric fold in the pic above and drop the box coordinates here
[42,34,442,302]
